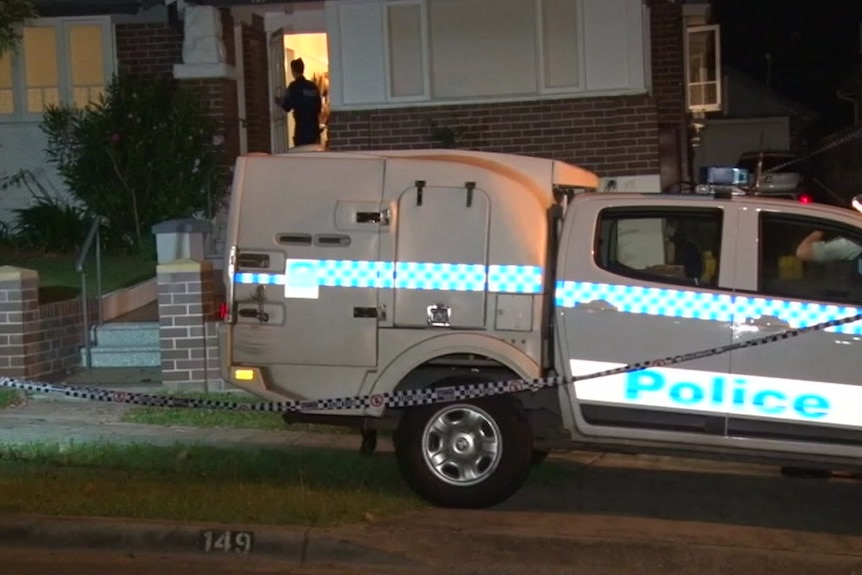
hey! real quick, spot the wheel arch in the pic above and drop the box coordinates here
[367,333,539,409]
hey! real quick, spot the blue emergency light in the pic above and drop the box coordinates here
[698,166,751,187]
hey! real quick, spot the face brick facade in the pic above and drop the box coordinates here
[328,0,688,183]
[114,9,271,170]
[112,1,687,182]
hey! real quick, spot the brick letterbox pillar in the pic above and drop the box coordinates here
[157,259,219,392]
[0,267,40,379]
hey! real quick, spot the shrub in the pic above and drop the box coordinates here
[0,0,37,57]
[41,73,223,251]
[2,169,89,253]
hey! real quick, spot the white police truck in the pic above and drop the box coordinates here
[218,149,862,509]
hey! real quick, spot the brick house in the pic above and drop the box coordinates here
[0,0,722,222]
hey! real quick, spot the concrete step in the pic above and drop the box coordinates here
[92,321,160,348]
[80,346,161,368]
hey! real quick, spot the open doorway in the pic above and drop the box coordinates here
[280,32,329,149]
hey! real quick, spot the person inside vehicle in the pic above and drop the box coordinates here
[274,58,323,147]
[795,230,862,263]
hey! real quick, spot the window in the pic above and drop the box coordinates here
[384,0,582,102]
[23,26,60,114]
[540,0,580,90]
[0,51,13,116]
[429,0,536,99]
[595,208,723,288]
[684,24,721,113]
[385,1,426,99]
[759,214,862,305]
[1,17,112,122]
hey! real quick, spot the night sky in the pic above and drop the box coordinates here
[712,0,862,133]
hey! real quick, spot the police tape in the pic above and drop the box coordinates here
[1,311,861,413]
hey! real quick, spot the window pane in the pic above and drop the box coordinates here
[595,209,723,287]
[69,24,105,108]
[429,0,536,99]
[542,0,579,88]
[759,215,862,305]
[23,26,59,114]
[0,51,13,114]
[387,3,424,98]
[24,27,59,87]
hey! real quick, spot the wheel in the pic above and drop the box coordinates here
[394,396,533,509]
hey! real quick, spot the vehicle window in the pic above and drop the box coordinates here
[759,213,862,305]
[595,208,723,288]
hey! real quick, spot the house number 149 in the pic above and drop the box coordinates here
[199,530,255,554]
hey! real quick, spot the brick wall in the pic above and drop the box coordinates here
[183,78,241,169]
[647,0,686,127]
[38,298,100,377]
[115,22,183,79]
[0,268,98,380]
[242,16,272,154]
[328,95,659,177]
[120,8,240,184]
[157,261,226,392]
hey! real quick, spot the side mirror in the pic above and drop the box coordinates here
[853,194,862,214]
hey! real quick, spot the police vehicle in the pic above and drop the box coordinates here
[218,149,862,509]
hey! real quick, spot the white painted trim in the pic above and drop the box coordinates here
[173,62,239,80]
[330,85,649,112]
[535,0,586,96]
[685,23,722,114]
[643,2,652,95]
[381,0,430,103]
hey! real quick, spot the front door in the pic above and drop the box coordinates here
[727,206,862,452]
[269,30,288,153]
[556,200,738,441]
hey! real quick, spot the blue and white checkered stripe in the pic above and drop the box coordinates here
[234,260,544,294]
[555,280,862,335]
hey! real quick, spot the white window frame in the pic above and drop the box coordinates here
[1,16,115,124]
[684,23,721,114]
[381,0,587,104]
[535,0,586,95]
[382,0,431,103]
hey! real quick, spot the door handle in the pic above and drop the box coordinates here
[577,299,619,312]
[743,315,790,330]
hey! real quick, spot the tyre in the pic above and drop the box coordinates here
[394,395,534,509]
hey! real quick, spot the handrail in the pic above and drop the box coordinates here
[77,215,105,369]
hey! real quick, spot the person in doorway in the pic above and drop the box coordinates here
[274,58,323,147]
[795,230,862,263]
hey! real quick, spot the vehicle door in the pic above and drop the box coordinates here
[727,204,862,457]
[555,197,739,444]
[230,156,385,370]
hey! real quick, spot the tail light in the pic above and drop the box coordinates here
[219,301,229,320]
[798,194,812,204]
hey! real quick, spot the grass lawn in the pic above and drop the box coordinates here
[0,389,24,409]
[0,246,156,303]
[0,442,424,526]
[121,392,355,434]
